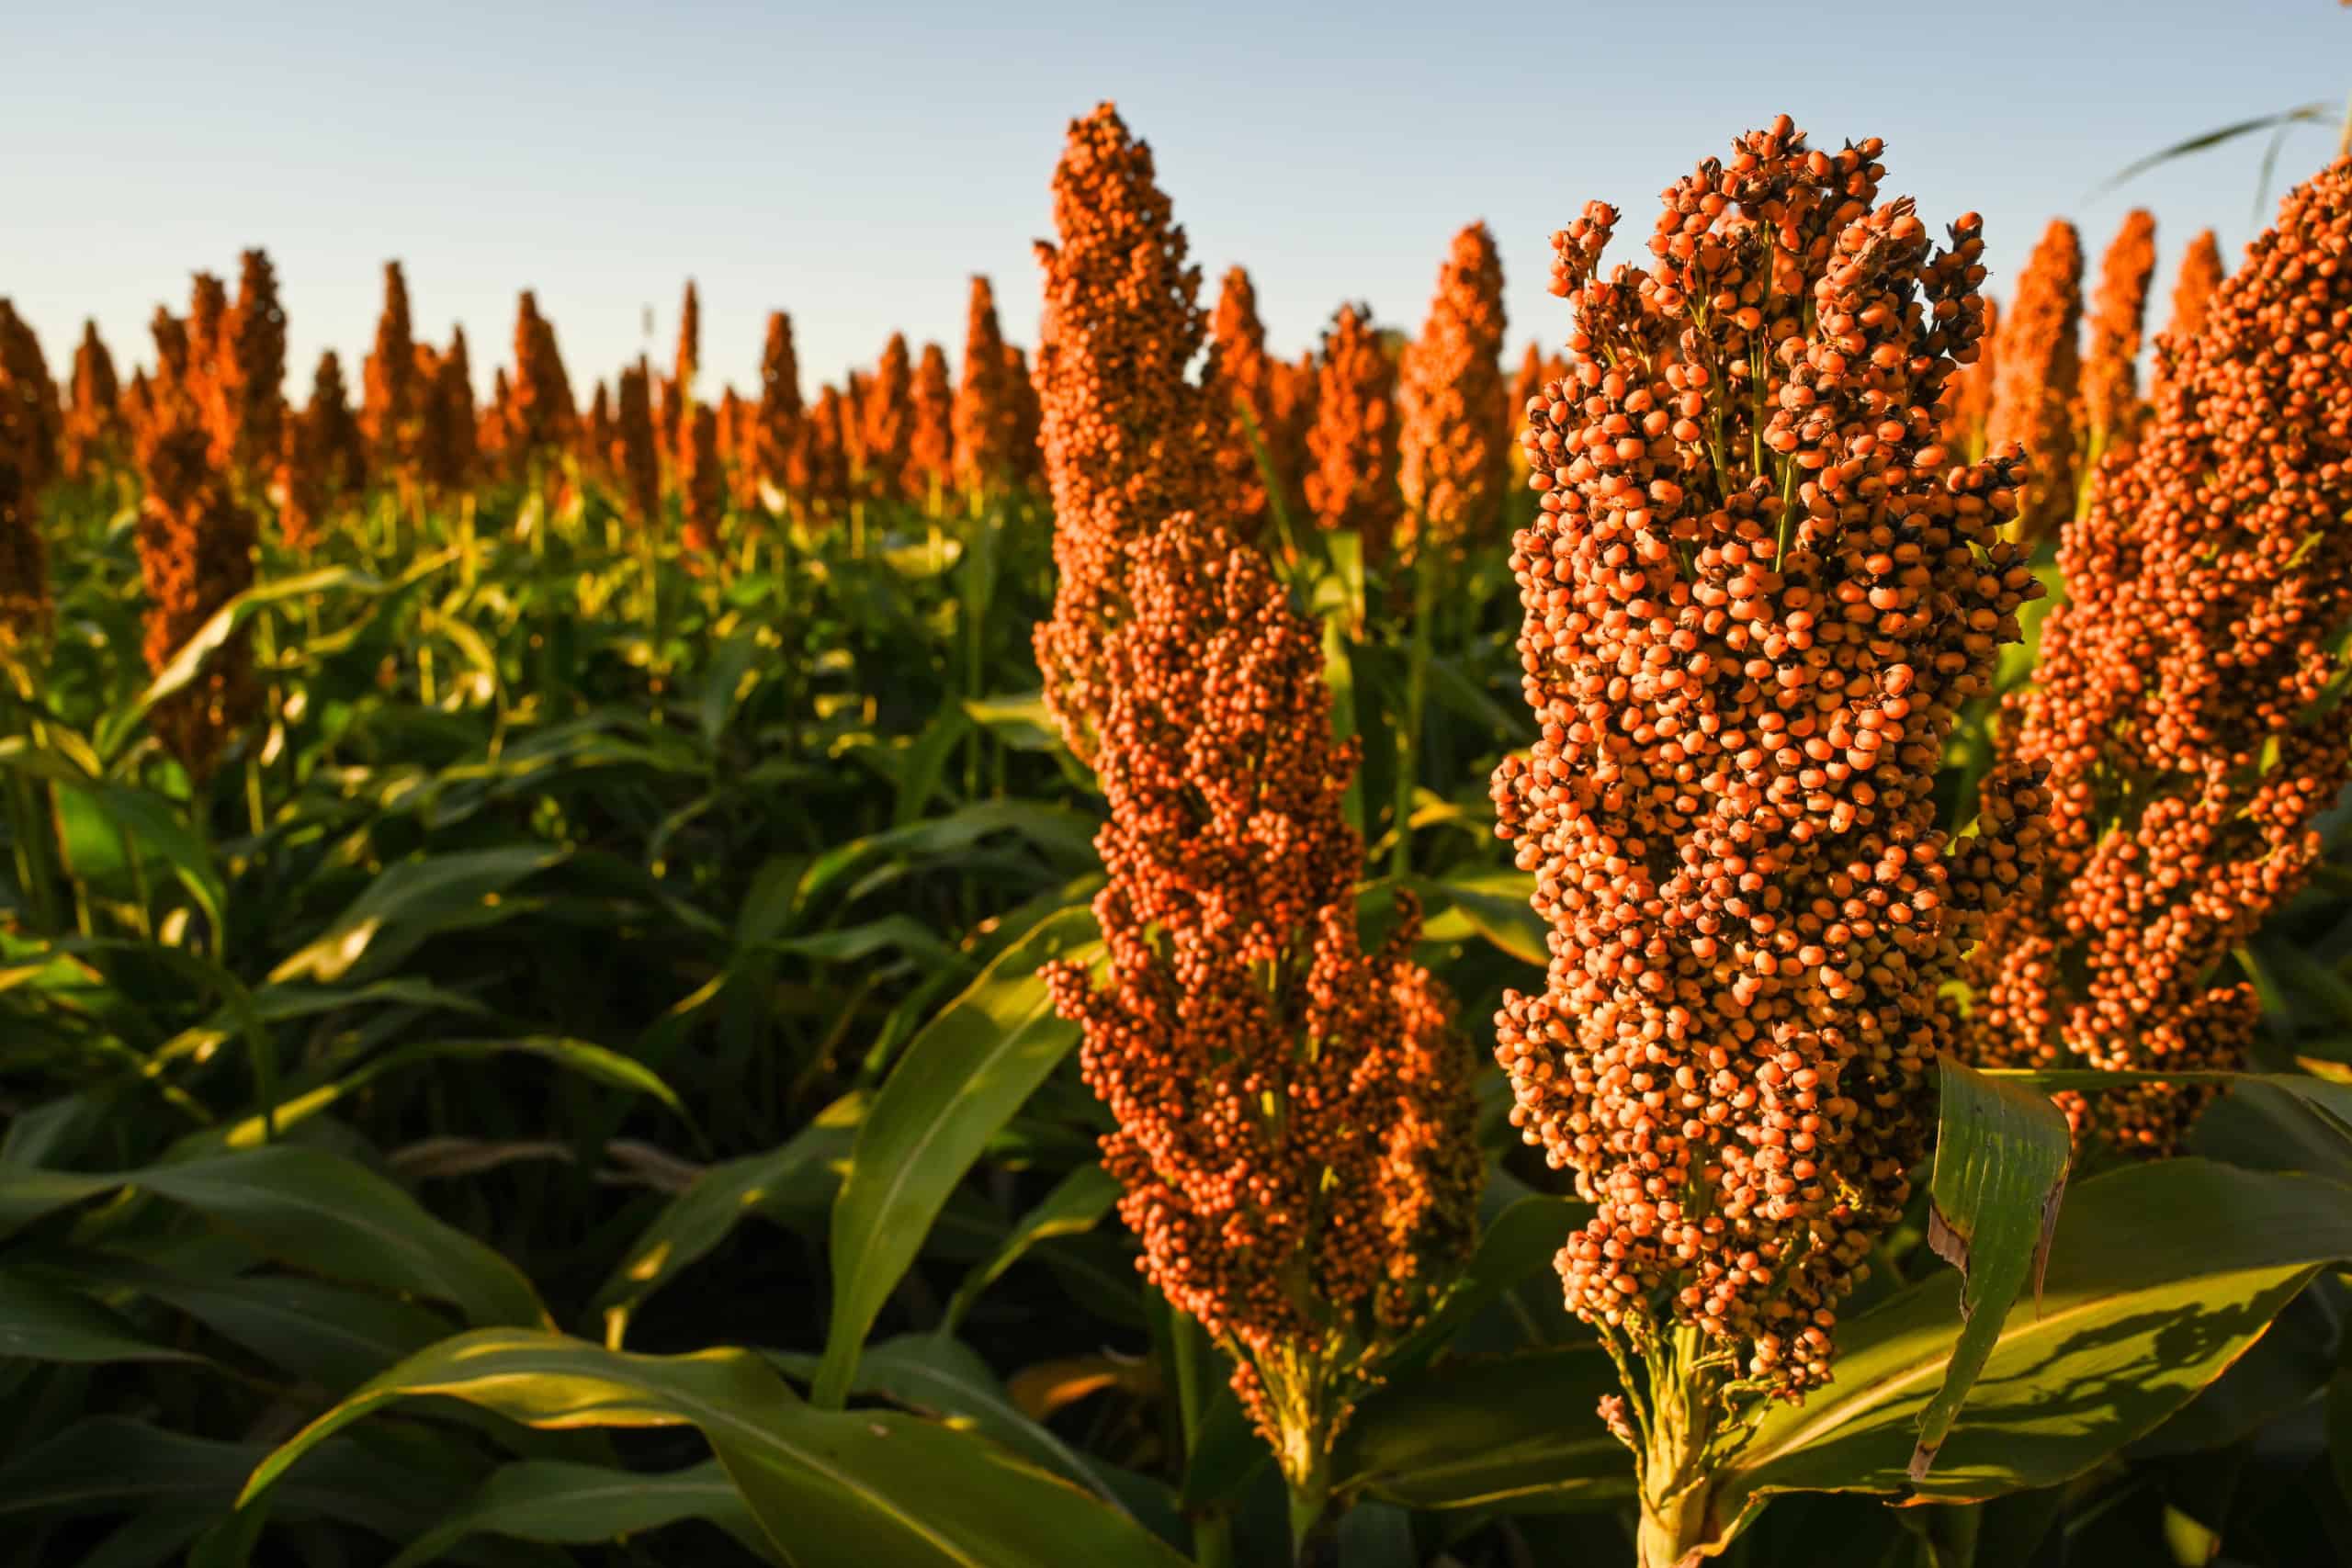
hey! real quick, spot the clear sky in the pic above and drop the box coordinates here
[6,1,2347,404]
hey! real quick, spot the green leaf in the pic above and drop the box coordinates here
[0,1416,439,1540]
[1413,870,1548,967]
[0,1269,203,1363]
[1910,1054,2072,1480]
[268,845,566,985]
[814,906,1101,1405]
[241,1328,1193,1568]
[1713,1159,2352,1525]
[591,1092,866,1331]
[0,1146,544,1326]
[1332,1346,1632,1512]
[964,694,1063,754]
[188,1034,693,1153]
[941,1163,1121,1335]
[387,1459,773,1568]
[136,1269,454,1393]
[777,1333,1127,1509]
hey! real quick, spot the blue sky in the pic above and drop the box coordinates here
[6,1,2346,403]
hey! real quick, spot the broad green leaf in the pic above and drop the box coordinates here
[813,906,1101,1406]
[592,1092,867,1332]
[387,1459,773,1568]
[1713,1159,2352,1528]
[1331,1346,1631,1512]
[0,1270,202,1363]
[134,1269,455,1393]
[941,1163,1121,1334]
[1910,1054,2072,1479]
[0,1147,544,1327]
[241,1328,1192,1568]
[268,845,566,985]
[775,1333,1125,1508]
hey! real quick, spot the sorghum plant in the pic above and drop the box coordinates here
[1044,507,1480,1539]
[133,320,257,775]
[1205,265,1280,539]
[908,341,954,500]
[508,290,576,476]
[1966,161,2352,1156]
[361,261,418,481]
[1030,102,1216,759]
[614,359,661,526]
[758,310,802,503]
[217,247,288,490]
[62,320,124,483]
[2081,209,2156,466]
[679,401,722,561]
[861,333,914,503]
[415,333,476,501]
[1397,222,1509,561]
[0,301,56,641]
[2156,227,2224,382]
[951,277,1018,497]
[1984,219,2082,545]
[1305,303,1400,561]
[1492,118,2046,1565]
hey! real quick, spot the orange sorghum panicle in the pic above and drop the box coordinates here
[1306,303,1401,561]
[2153,227,2225,395]
[674,280,700,402]
[218,248,288,487]
[953,277,1017,495]
[134,322,257,773]
[1399,223,1510,561]
[1967,162,2352,1156]
[805,382,855,516]
[1204,265,1280,539]
[509,290,576,468]
[758,310,802,502]
[1268,349,1317,518]
[718,388,762,513]
[305,350,368,502]
[63,320,124,482]
[415,331,476,499]
[0,301,58,640]
[614,359,661,525]
[679,401,723,560]
[361,261,418,480]
[582,380,614,482]
[2167,229,2224,341]
[1493,118,2047,1399]
[1045,507,1480,1481]
[908,341,954,499]
[1984,219,2082,545]
[860,333,914,502]
[2081,209,2156,463]
[1031,103,1216,759]
[1003,343,1045,491]
[478,368,514,481]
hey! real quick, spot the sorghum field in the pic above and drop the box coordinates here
[11,96,2352,1568]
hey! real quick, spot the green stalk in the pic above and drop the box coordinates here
[1170,1313,1238,1568]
